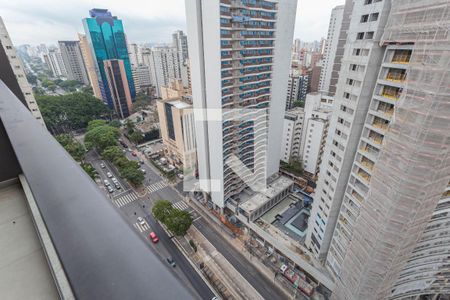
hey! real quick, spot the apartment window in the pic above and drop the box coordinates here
[353,48,361,56]
[6,45,12,49]
[347,79,354,86]
[338,117,344,124]
[350,64,358,71]
[364,0,372,4]
[343,92,350,99]
[370,13,379,21]
[357,32,364,40]
[360,15,369,23]
[340,105,348,112]
[365,31,374,39]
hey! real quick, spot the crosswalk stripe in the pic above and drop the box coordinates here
[146,181,168,193]
[114,192,138,207]
[172,201,189,211]
[133,222,150,233]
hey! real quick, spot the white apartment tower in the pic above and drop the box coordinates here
[329,1,450,299]
[281,108,304,163]
[44,49,67,78]
[58,41,89,85]
[186,0,298,208]
[0,17,45,126]
[172,30,189,62]
[305,0,393,261]
[318,5,344,94]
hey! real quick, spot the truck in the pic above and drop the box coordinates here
[280,264,314,297]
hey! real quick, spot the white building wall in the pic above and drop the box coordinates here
[319,5,344,93]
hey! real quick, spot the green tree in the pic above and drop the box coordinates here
[36,92,110,134]
[166,209,193,236]
[59,80,80,89]
[120,165,144,185]
[84,125,119,152]
[124,119,135,133]
[152,200,174,223]
[114,156,130,169]
[87,119,107,131]
[129,131,143,144]
[132,92,151,112]
[101,146,124,162]
[26,74,37,85]
[109,120,122,128]
[293,100,305,108]
[81,163,97,180]
[55,134,86,162]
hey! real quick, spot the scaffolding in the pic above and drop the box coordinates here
[332,0,450,299]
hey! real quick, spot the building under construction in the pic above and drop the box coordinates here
[328,0,450,299]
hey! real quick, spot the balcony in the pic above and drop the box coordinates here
[360,156,374,171]
[368,130,384,145]
[357,168,371,183]
[381,86,402,101]
[386,70,406,82]
[372,116,390,132]
[0,81,193,299]
[391,50,412,64]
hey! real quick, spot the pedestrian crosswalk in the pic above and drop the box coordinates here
[114,192,138,207]
[146,181,168,193]
[133,222,151,233]
[172,201,189,211]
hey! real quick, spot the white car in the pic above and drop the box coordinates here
[103,180,110,186]
[106,172,113,178]
[111,177,118,183]
[141,169,146,174]
[137,217,146,226]
[100,163,105,168]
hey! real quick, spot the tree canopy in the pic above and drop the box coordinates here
[36,92,110,134]
[132,92,151,112]
[129,131,144,144]
[119,165,144,185]
[152,200,193,236]
[101,146,124,162]
[87,119,108,131]
[84,125,119,152]
[55,134,86,162]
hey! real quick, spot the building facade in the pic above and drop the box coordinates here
[281,108,304,163]
[0,17,45,126]
[58,41,89,85]
[319,5,344,94]
[78,33,102,99]
[172,30,189,62]
[329,1,450,298]
[186,0,298,208]
[157,98,197,171]
[82,8,135,107]
[104,59,133,119]
[160,78,191,101]
[44,49,67,78]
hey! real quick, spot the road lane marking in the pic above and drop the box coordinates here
[172,201,189,211]
[114,192,138,207]
[146,181,168,193]
[133,222,150,233]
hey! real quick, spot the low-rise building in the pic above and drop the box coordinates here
[160,78,191,101]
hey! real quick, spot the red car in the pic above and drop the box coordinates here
[149,232,159,243]
[132,152,137,157]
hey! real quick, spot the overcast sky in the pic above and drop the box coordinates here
[0,0,344,46]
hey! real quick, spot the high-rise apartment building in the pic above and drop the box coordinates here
[172,30,189,62]
[58,41,89,85]
[328,1,450,299]
[305,0,392,262]
[281,107,304,163]
[104,59,133,119]
[44,49,67,78]
[143,47,182,98]
[134,65,152,91]
[83,9,135,107]
[0,17,45,126]
[186,0,298,208]
[78,33,102,99]
[299,0,450,299]
[319,5,344,93]
[128,43,140,68]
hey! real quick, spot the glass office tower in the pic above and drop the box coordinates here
[82,8,135,107]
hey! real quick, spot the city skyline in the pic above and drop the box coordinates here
[0,0,343,45]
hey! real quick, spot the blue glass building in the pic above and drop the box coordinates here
[82,9,135,107]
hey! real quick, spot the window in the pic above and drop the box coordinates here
[347,79,354,86]
[357,32,364,40]
[343,92,350,99]
[370,13,379,21]
[350,64,358,71]
[365,31,374,39]
[360,15,369,23]
[6,45,12,49]
[353,48,361,56]
[364,0,372,4]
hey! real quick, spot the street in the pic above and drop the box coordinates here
[86,137,286,300]
[87,146,214,300]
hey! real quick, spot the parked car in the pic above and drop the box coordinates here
[106,172,113,178]
[149,232,159,243]
[127,148,132,152]
[107,186,114,193]
[103,180,110,186]
[100,163,105,168]
[132,152,137,157]
[141,169,146,174]
[111,177,118,183]
[115,183,121,189]
[166,257,176,267]
[139,160,144,164]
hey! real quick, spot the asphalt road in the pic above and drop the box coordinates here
[87,148,215,300]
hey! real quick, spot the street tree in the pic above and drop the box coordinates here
[120,165,144,185]
[129,131,144,144]
[84,125,119,152]
[109,120,122,128]
[101,146,124,162]
[81,163,97,180]
[152,200,174,223]
[87,119,107,131]
[55,134,86,162]
[166,209,193,236]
